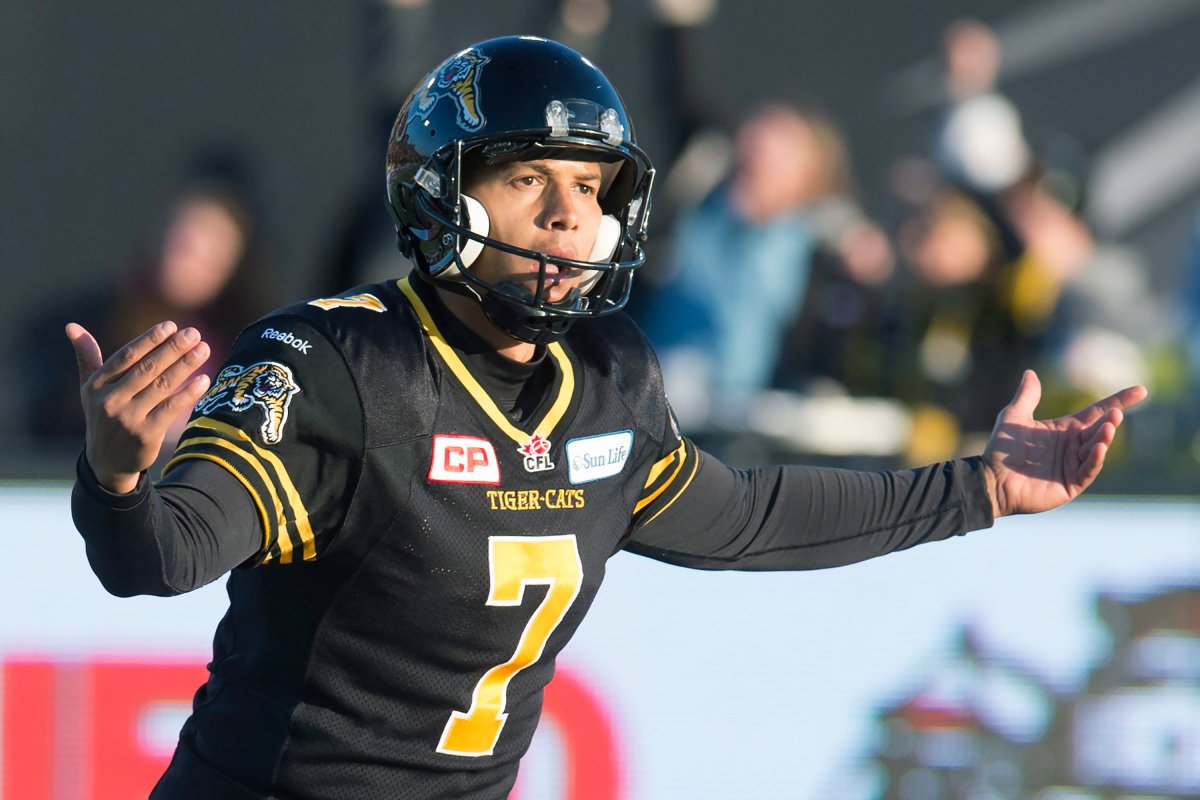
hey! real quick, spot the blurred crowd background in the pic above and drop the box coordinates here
[3,0,1199,494]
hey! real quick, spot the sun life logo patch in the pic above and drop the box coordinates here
[195,361,300,445]
[566,430,633,484]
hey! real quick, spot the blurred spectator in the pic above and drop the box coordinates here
[933,18,1032,198]
[891,162,1167,463]
[892,187,1032,459]
[638,102,893,429]
[20,162,275,465]
[886,17,1159,461]
[1000,175,1162,409]
[547,0,612,53]
[770,209,895,399]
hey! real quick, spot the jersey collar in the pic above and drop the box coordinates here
[397,276,576,446]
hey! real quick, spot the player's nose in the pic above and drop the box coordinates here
[539,181,579,231]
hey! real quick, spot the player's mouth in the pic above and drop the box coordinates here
[535,251,579,287]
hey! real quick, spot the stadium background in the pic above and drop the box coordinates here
[0,0,1197,797]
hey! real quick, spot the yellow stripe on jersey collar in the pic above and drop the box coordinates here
[398,277,576,446]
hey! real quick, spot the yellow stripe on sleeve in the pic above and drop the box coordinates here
[639,449,701,528]
[162,451,274,558]
[180,416,317,561]
[165,437,294,563]
[633,439,688,514]
[642,440,685,489]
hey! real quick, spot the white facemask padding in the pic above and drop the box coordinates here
[588,214,621,261]
[577,214,621,294]
[451,194,491,274]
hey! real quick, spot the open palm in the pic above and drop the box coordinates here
[66,320,211,494]
[983,370,1148,518]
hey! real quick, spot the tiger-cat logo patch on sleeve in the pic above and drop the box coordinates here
[195,361,301,445]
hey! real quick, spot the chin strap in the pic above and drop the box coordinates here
[424,274,584,345]
[479,281,582,344]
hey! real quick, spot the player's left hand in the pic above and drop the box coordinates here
[982,369,1147,518]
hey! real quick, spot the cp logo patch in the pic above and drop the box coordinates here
[195,361,301,445]
[428,435,501,484]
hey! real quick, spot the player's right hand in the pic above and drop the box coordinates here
[66,321,211,494]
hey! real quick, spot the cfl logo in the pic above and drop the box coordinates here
[523,453,554,473]
[519,434,555,474]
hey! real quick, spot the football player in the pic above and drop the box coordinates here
[67,36,1146,799]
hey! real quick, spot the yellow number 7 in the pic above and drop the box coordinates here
[437,534,583,757]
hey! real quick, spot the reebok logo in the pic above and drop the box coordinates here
[261,328,312,354]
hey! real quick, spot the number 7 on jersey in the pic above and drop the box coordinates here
[437,534,583,756]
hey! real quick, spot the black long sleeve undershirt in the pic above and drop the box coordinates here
[625,449,994,570]
[72,453,261,597]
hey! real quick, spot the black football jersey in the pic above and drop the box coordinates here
[154,275,685,799]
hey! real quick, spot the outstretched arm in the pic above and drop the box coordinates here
[624,370,1146,572]
[982,369,1148,518]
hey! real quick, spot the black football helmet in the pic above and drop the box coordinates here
[386,35,655,344]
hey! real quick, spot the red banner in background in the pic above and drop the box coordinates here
[535,667,622,800]
[1,658,621,800]
[4,661,56,800]
[3,659,205,800]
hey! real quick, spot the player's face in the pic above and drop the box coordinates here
[464,158,603,304]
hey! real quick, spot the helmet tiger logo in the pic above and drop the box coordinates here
[195,361,301,445]
[414,49,491,132]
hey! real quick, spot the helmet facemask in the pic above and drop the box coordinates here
[386,37,655,345]
[408,136,651,344]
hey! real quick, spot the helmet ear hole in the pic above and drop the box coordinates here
[458,195,491,270]
[588,215,621,262]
